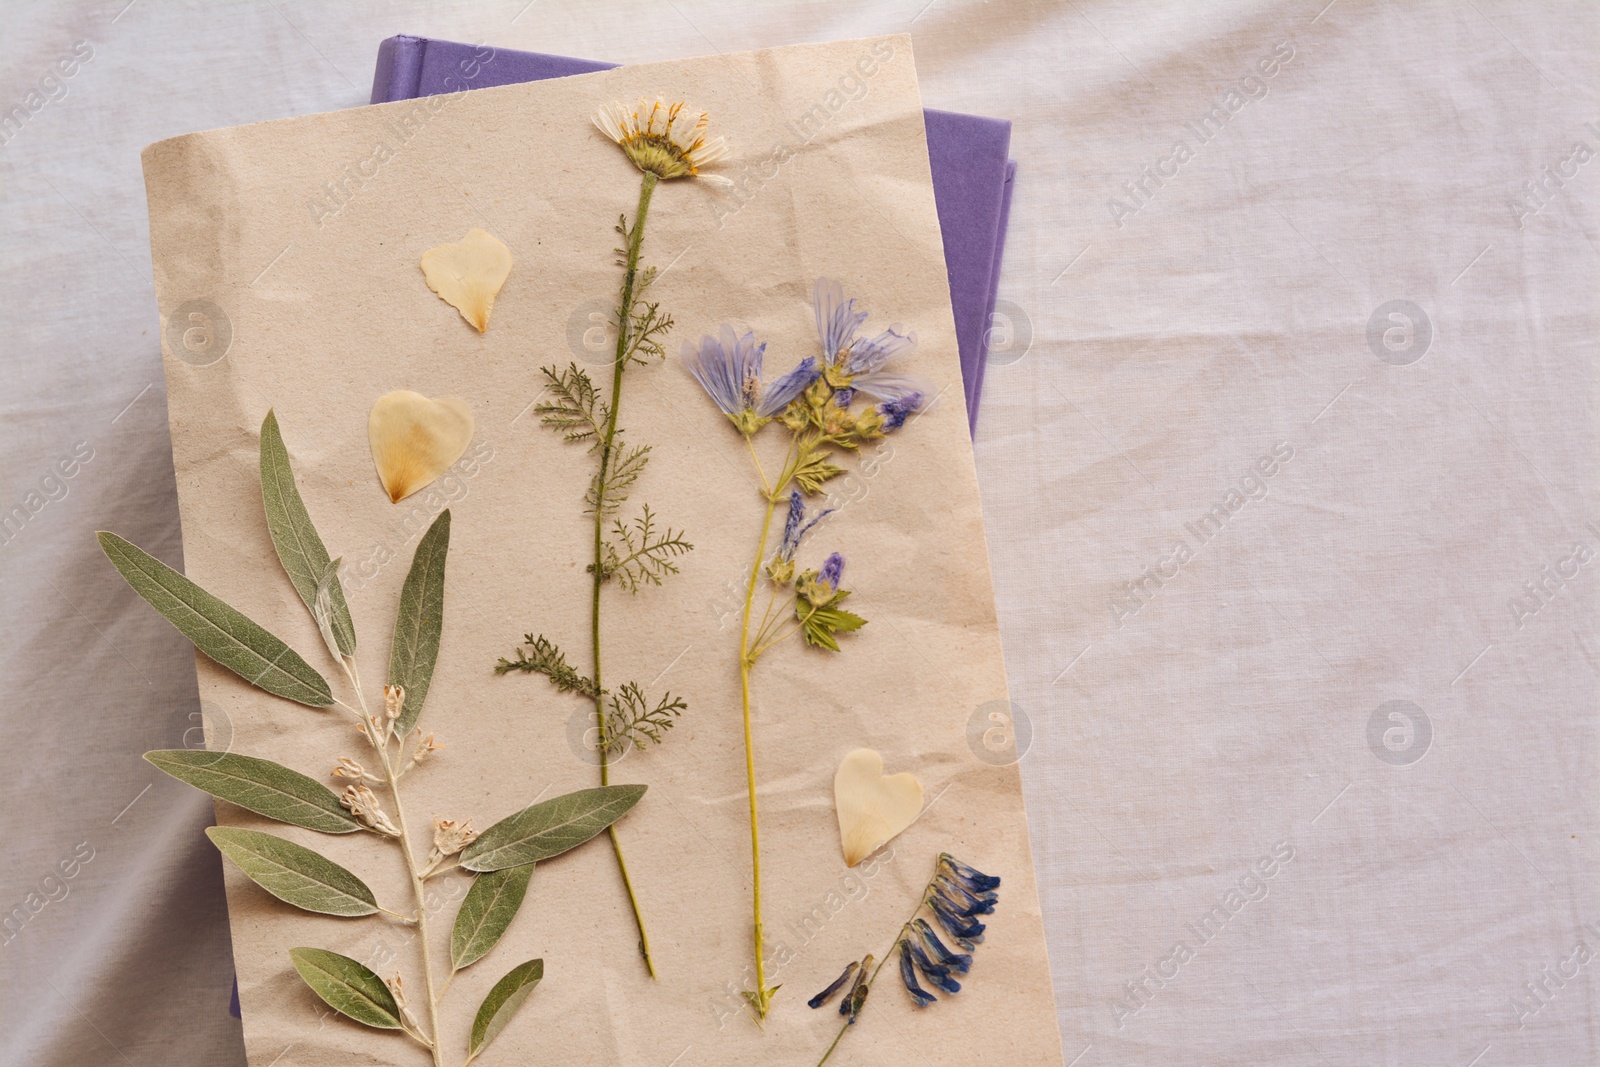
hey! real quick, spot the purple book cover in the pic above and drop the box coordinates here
[371,35,1014,434]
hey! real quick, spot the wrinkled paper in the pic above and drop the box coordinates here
[141,35,1061,1066]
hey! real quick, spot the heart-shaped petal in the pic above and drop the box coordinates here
[834,748,924,868]
[420,228,513,333]
[368,391,474,503]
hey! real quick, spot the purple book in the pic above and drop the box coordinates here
[371,35,1014,434]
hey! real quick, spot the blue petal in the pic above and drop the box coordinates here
[845,325,915,375]
[908,940,962,994]
[930,894,986,940]
[940,854,1002,892]
[813,278,868,367]
[756,356,819,417]
[937,874,997,916]
[808,961,858,1009]
[681,332,743,416]
[913,918,972,974]
[819,552,845,592]
[898,941,937,1007]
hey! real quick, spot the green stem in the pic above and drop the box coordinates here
[593,170,660,980]
[740,492,782,1017]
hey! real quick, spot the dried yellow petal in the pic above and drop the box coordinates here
[368,391,474,504]
[834,748,924,868]
[419,228,513,333]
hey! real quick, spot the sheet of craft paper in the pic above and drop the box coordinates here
[138,34,1061,1067]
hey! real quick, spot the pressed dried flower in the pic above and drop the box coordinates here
[332,756,379,783]
[383,684,405,723]
[593,97,732,185]
[340,783,400,836]
[808,960,858,1009]
[410,731,443,767]
[833,748,924,868]
[368,390,474,504]
[419,227,513,333]
[681,326,819,434]
[431,817,478,857]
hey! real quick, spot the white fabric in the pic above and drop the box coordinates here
[2,2,1594,1065]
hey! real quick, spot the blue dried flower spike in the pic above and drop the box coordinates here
[809,960,858,1010]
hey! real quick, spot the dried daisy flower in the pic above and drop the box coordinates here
[593,97,732,186]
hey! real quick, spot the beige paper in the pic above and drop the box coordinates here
[142,35,1060,1066]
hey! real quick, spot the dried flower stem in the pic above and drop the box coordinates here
[591,170,660,979]
[341,661,445,1064]
[736,436,802,1020]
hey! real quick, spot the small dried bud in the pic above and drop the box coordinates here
[386,973,406,1008]
[340,784,400,836]
[410,733,444,767]
[384,684,406,722]
[432,818,478,857]
[332,756,380,783]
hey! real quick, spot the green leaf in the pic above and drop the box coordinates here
[145,750,360,834]
[260,410,356,656]
[289,947,402,1030]
[494,634,599,697]
[461,785,647,873]
[793,449,846,494]
[469,958,543,1058]
[206,826,377,917]
[97,532,333,707]
[796,591,867,652]
[388,509,449,734]
[452,864,535,971]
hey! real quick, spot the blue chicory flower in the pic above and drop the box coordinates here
[682,325,819,431]
[811,279,929,403]
[898,940,938,1007]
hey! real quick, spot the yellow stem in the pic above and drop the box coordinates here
[739,493,781,1017]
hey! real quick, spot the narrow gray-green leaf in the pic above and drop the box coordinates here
[289,947,401,1030]
[146,750,360,833]
[452,865,535,971]
[97,531,332,707]
[469,958,543,1057]
[260,410,356,655]
[461,785,646,872]
[206,826,377,916]
[388,509,449,734]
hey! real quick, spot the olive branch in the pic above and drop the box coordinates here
[100,411,646,1065]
